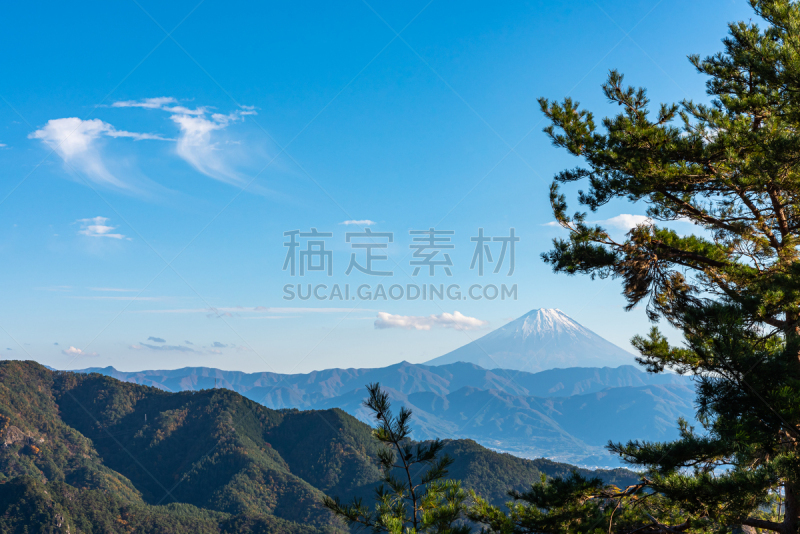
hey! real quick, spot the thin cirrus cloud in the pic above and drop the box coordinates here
[374,311,487,331]
[130,343,197,353]
[70,296,162,301]
[88,287,138,292]
[340,220,376,226]
[112,97,257,186]
[112,96,205,116]
[29,117,167,188]
[75,216,129,240]
[136,306,363,314]
[30,97,256,191]
[147,336,166,343]
[171,111,255,185]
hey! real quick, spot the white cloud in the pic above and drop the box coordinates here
[42,98,259,188]
[70,296,161,301]
[341,220,377,226]
[112,97,178,109]
[89,287,138,292]
[112,97,206,116]
[597,214,653,231]
[75,216,128,239]
[170,110,253,185]
[62,346,98,357]
[374,311,487,331]
[29,117,166,188]
[128,343,197,353]
[35,285,72,292]
[132,342,197,353]
[111,97,256,185]
[136,306,364,314]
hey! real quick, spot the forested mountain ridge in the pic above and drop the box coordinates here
[79,361,695,466]
[0,360,638,533]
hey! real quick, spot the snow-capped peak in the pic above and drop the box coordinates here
[499,309,589,340]
[425,307,633,372]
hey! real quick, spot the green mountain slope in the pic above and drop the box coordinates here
[0,361,639,533]
[79,361,693,466]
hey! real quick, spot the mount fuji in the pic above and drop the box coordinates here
[425,308,635,372]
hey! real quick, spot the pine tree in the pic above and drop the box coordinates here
[472,1,800,532]
[323,383,470,534]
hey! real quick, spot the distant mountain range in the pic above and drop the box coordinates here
[70,308,697,467]
[0,361,640,533]
[426,308,635,372]
[79,361,695,467]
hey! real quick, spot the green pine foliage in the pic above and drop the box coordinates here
[323,383,471,534]
[466,1,800,532]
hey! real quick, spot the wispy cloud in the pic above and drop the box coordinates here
[62,346,98,357]
[130,343,197,353]
[147,336,166,343]
[89,287,139,292]
[75,216,129,239]
[112,97,178,110]
[170,111,254,185]
[70,296,162,301]
[374,311,487,331]
[212,341,227,348]
[112,97,206,116]
[29,117,167,188]
[33,98,256,191]
[111,97,257,185]
[136,306,363,314]
[340,220,376,226]
[35,285,72,292]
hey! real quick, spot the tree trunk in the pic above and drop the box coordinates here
[785,482,800,534]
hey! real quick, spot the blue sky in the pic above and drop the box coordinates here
[0,0,750,372]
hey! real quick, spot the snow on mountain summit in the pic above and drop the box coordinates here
[517,308,590,338]
[425,308,634,372]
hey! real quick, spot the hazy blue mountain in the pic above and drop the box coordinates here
[315,382,695,466]
[76,361,695,467]
[426,309,635,372]
[78,361,688,406]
